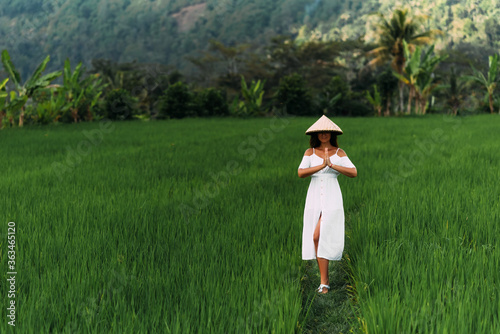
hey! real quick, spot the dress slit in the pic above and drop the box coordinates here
[314,211,322,232]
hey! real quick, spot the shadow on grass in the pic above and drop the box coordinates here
[298,259,355,333]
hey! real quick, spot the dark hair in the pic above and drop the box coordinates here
[309,132,338,148]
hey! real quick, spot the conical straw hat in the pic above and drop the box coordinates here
[305,115,343,135]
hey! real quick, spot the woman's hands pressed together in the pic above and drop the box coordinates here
[323,147,336,169]
[322,147,329,168]
[298,146,357,178]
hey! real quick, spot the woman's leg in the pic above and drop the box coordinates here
[313,214,329,293]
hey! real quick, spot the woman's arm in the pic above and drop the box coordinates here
[330,148,357,178]
[298,164,327,178]
[329,164,357,178]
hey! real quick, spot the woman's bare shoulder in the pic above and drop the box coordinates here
[337,148,347,157]
[304,148,313,156]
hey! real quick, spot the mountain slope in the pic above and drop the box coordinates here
[0,0,498,79]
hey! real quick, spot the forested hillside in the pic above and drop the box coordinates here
[1,0,499,79]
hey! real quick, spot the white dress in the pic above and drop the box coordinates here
[298,148,356,261]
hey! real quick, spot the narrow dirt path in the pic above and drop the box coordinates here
[299,260,356,333]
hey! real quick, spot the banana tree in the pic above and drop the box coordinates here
[62,60,85,122]
[393,40,424,114]
[233,76,267,117]
[84,87,103,121]
[366,85,382,116]
[394,41,447,114]
[0,78,7,105]
[414,45,448,114]
[4,92,28,128]
[34,90,70,124]
[415,75,447,115]
[398,41,422,114]
[1,49,62,126]
[1,78,29,128]
[82,73,106,121]
[0,78,8,127]
[62,58,106,122]
[462,54,499,114]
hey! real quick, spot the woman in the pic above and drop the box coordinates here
[297,115,357,294]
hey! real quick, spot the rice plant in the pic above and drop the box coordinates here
[0,114,498,333]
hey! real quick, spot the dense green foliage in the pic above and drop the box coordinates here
[157,82,196,119]
[0,0,314,76]
[3,2,500,122]
[103,88,138,121]
[2,0,500,77]
[275,73,314,115]
[196,87,229,117]
[0,115,498,332]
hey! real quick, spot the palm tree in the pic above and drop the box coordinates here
[367,9,441,113]
[462,54,499,114]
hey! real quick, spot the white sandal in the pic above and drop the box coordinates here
[317,284,330,293]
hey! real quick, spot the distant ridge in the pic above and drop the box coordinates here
[0,0,498,77]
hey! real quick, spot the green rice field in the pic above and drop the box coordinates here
[0,114,499,333]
